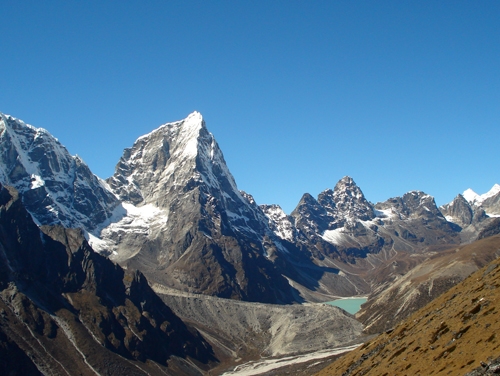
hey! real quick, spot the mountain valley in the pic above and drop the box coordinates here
[316,241,500,376]
[1,110,500,375]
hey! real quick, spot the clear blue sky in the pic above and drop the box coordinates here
[1,1,499,213]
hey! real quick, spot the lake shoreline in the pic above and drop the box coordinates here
[324,297,368,315]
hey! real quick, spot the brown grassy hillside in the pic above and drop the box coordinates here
[317,251,500,375]
[358,235,500,334]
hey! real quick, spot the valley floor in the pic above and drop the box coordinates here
[220,343,364,376]
[152,284,367,375]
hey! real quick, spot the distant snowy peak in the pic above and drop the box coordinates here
[261,204,297,242]
[0,112,119,231]
[463,184,500,205]
[463,188,479,204]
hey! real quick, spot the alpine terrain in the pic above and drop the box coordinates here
[0,182,216,375]
[2,111,500,304]
[1,110,500,375]
[316,244,500,376]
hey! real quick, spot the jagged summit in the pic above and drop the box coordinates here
[331,176,375,222]
[99,112,301,302]
[440,193,474,228]
[463,184,500,205]
[107,111,239,207]
[0,113,119,231]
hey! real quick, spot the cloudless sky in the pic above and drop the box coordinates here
[1,1,499,213]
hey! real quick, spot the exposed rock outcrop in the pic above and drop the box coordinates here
[0,183,216,375]
[0,113,119,231]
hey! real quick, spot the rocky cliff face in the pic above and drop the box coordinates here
[440,193,474,228]
[100,112,301,303]
[0,183,216,375]
[0,113,119,232]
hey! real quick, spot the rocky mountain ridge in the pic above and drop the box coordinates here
[0,183,216,375]
[1,110,499,304]
[0,113,119,231]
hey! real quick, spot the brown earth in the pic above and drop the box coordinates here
[316,253,500,376]
[357,235,500,334]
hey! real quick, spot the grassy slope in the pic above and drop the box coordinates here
[317,242,500,375]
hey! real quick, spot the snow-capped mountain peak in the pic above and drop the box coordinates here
[463,184,500,205]
[107,111,242,207]
[463,188,480,204]
[0,112,119,231]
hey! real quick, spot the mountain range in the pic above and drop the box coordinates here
[2,110,500,375]
[1,111,500,306]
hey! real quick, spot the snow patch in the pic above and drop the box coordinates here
[322,228,348,246]
[30,174,45,189]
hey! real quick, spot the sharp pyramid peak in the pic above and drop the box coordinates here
[463,188,479,203]
[136,111,205,143]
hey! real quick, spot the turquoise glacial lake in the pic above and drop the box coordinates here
[325,297,368,315]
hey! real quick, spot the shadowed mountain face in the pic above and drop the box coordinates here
[0,113,119,231]
[317,254,500,376]
[0,183,216,375]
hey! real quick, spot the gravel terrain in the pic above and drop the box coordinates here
[153,285,365,374]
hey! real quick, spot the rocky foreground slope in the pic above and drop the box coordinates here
[357,234,500,334]
[316,251,500,376]
[0,183,216,375]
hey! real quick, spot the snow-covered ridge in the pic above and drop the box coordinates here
[0,112,119,232]
[463,184,500,205]
[260,204,296,242]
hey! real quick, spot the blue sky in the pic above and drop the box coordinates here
[1,1,499,213]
